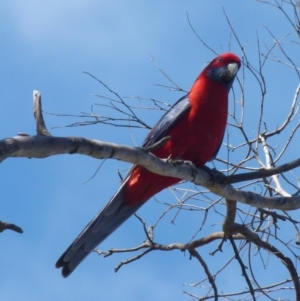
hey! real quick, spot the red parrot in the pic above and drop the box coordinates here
[56,52,241,277]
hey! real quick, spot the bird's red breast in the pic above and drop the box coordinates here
[123,53,241,205]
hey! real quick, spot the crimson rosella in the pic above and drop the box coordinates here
[56,52,241,277]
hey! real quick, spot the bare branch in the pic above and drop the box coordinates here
[2,133,300,210]
[0,135,295,214]
[186,12,218,56]
[189,249,218,301]
[0,220,23,234]
[33,90,51,136]
[234,223,300,300]
[229,237,257,301]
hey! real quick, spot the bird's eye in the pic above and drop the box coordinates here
[218,57,223,62]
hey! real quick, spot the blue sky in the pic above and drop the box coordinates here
[0,1,299,300]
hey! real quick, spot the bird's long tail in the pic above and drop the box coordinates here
[55,179,142,278]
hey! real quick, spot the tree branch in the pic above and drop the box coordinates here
[1,134,300,210]
[0,220,23,233]
[33,90,51,136]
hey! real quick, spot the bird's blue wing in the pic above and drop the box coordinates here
[142,94,190,147]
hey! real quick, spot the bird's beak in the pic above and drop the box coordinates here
[227,62,239,78]
[207,62,240,85]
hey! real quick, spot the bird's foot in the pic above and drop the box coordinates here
[199,165,226,183]
[167,158,198,181]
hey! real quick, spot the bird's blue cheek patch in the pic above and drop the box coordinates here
[206,67,235,92]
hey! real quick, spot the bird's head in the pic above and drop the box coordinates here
[205,52,241,91]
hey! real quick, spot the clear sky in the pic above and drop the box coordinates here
[0,1,299,300]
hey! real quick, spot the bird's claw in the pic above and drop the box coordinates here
[167,158,198,181]
[199,166,226,183]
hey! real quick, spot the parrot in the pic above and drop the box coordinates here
[56,52,241,277]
